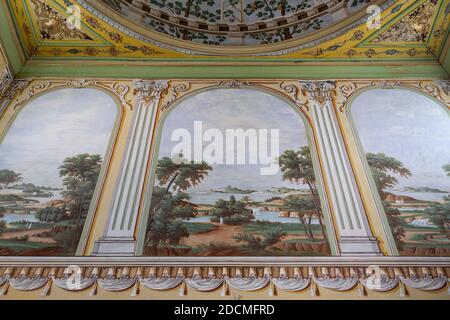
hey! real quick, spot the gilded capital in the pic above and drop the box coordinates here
[0,68,13,97]
[299,80,336,106]
[133,80,169,103]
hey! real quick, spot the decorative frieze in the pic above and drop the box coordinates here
[0,264,448,298]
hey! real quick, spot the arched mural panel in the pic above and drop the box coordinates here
[142,88,332,256]
[350,88,450,257]
[0,88,118,256]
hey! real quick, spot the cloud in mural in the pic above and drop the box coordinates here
[0,88,117,187]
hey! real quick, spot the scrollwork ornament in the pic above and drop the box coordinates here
[110,82,133,110]
[0,68,14,96]
[335,82,358,112]
[218,80,250,89]
[65,79,98,88]
[438,80,450,96]
[161,82,191,112]
[279,81,309,113]
[12,81,51,110]
[418,81,449,105]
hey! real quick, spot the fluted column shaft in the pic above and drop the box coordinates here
[93,80,168,256]
[301,81,382,256]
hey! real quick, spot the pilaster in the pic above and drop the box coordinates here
[93,79,168,256]
[301,81,382,256]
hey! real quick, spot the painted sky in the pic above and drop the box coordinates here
[0,88,117,187]
[351,89,450,191]
[157,89,312,190]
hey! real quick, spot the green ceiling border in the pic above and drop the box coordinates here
[17,62,448,79]
[1,0,449,80]
[0,1,25,74]
[439,30,450,75]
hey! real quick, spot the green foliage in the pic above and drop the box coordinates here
[145,156,212,249]
[150,0,219,22]
[366,153,412,250]
[382,201,405,250]
[279,147,316,186]
[35,206,69,223]
[58,153,102,248]
[279,147,327,241]
[244,0,311,20]
[425,196,450,239]
[0,220,6,231]
[183,222,216,234]
[443,163,450,176]
[282,194,316,239]
[146,187,195,246]
[157,156,212,192]
[233,227,286,250]
[366,153,411,197]
[209,196,254,225]
[0,169,22,187]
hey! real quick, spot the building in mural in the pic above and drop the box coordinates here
[0,0,449,301]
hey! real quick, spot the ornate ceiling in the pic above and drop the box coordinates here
[2,0,450,60]
[96,0,378,46]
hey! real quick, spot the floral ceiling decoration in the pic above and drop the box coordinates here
[4,0,450,59]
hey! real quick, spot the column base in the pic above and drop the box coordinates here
[91,237,136,256]
[338,236,383,256]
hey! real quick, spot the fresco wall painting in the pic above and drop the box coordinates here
[143,88,332,257]
[0,88,117,256]
[351,88,450,256]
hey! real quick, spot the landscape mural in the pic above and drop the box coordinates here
[0,89,117,256]
[144,89,331,256]
[351,89,450,256]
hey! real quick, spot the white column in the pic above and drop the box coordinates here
[93,80,168,256]
[301,81,382,256]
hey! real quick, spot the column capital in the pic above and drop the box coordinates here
[0,68,30,104]
[0,68,13,97]
[133,79,169,103]
[299,80,336,106]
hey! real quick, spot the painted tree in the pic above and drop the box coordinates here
[209,195,254,225]
[146,187,196,248]
[156,156,212,192]
[426,196,450,239]
[366,153,411,199]
[244,0,318,42]
[145,156,212,251]
[443,162,450,176]
[0,169,22,188]
[58,153,102,249]
[366,152,411,250]
[282,194,316,239]
[233,228,286,251]
[424,163,450,239]
[279,147,328,241]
